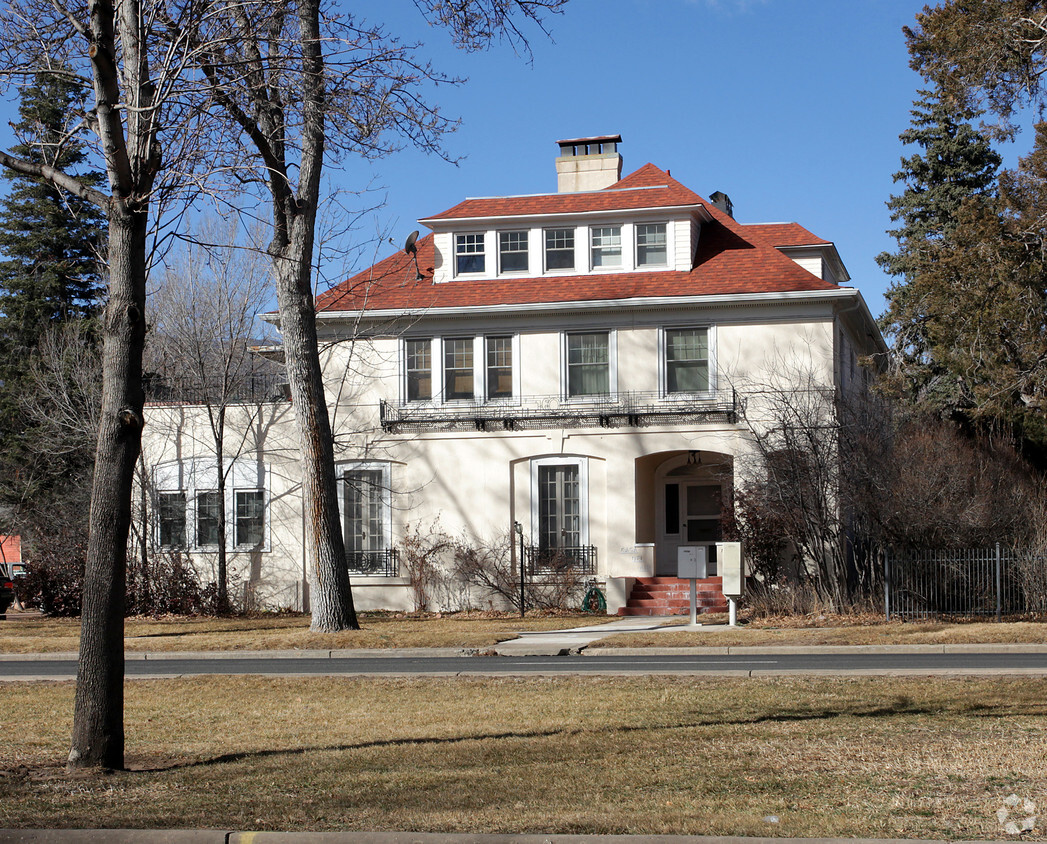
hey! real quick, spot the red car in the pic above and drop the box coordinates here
[0,576,13,615]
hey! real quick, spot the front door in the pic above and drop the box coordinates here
[656,481,722,575]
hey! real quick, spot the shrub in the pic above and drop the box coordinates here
[452,532,587,612]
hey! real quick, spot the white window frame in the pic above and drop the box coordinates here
[659,325,715,398]
[544,227,576,273]
[403,337,434,404]
[482,334,520,403]
[443,336,477,402]
[153,459,271,553]
[403,335,516,405]
[233,488,267,550]
[529,456,590,549]
[195,489,223,549]
[498,230,529,274]
[454,232,486,276]
[589,225,622,270]
[636,222,669,268]
[562,330,617,401]
[156,490,187,550]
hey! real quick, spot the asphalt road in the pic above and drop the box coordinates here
[4,650,1047,679]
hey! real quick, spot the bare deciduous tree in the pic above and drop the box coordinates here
[146,219,277,612]
[184,0,568,632]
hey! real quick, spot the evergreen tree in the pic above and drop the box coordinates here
[0,68,106,585]
[0,68,106,361]
[877,89,1002,411]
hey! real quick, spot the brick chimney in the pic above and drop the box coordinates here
[555,135,622,193]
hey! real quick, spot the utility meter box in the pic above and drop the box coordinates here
[717,541,744,597]
[677,545,707,579]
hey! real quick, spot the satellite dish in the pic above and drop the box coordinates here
[404,230,420,255]
[403,230,423,281]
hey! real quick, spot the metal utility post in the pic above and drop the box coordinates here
[514,521,525,618]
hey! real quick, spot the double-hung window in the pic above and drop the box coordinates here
[499,231,528,273]
[158,491,186,549]
[590,226,622,268]
[196,490,222,547]
[664,328,710,394]
[455,233,485,274]
[234,490,265,548]
[545,228,574,271]
[566,332,611,397]
[486,336,513,400]
[444,338,474,401]
[405,338,432,402]
[636,223,668,266]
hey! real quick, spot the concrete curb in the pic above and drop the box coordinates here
[0,648,477,662]
[584,643,1047,656]
[0,832,1023,844]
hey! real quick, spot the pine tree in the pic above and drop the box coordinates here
[0,68,106,583]
[877,88,1002,411]
[0,68,106,359]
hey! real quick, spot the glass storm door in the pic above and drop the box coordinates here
[657,482,722,575]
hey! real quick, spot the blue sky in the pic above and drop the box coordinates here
[0,0,1034,320]
[337,0,1035,318]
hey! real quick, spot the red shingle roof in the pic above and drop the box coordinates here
[314,164,842,315]
[422,163,705,221]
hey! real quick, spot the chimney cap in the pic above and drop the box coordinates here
[557,134,622,156]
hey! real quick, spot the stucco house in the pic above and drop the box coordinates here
[141,135,885,615]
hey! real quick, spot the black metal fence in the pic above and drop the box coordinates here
[524,545,597,576]
[885,546,1047,619]
[347,549,400,577]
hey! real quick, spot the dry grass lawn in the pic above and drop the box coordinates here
[0,611,613,653]
[1,675,1045,838]
[591,617,1047,649]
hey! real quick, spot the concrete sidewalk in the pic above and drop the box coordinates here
[0,832,1023,844]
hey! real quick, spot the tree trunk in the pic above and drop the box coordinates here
[215,407,228,614]
[273,214,357,632]
[68,204,147,770]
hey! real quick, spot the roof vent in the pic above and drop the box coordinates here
[709,191,733,219]
[555,134,623,193]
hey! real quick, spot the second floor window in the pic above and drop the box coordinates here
[405,339,432,402]
[486,336,513,400]
[455,233,485,274]
[545,228,574,271]
[444,338,474,400]
[665,328,710,393]
[499,231,528,272]
[566,332,610,397]
[590,226,622,268]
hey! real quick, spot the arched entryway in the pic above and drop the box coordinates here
[652,451,732,576]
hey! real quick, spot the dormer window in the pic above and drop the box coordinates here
[590,226,622,268]
[545,228,574,271]
[636,223,667,267]
[455,233,485,275]
[499,231,528,273]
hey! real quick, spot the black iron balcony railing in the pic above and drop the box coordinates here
[380,389,736,433]
[524,545,597,576]
[145,372,290,406]
[347,548,400,577]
